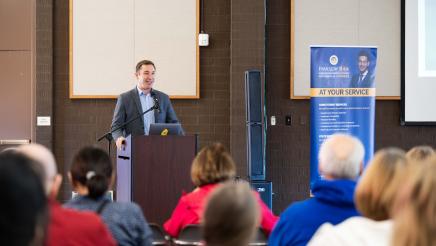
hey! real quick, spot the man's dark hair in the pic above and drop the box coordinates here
[136,60,156,72]
[358,50,370,62]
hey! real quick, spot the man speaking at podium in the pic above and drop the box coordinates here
[111,59,181,149]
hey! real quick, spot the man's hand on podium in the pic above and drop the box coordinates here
[116,137,126,150]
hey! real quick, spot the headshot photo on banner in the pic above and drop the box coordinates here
[310,46,378,184]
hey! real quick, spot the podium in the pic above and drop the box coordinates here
[116,135,197,225]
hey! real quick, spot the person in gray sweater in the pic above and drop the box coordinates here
[64,146,152,246]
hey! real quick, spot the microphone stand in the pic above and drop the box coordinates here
[97,104,157,157]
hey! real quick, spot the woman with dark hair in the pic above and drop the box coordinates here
[64,146,152,246]
[164,142,277,238]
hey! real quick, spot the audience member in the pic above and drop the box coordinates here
[64,146,152,246]
[0,151,47,246]
[308,148,407,245]
[392,154,436,245]
[406,145,434,161]
[164,143,277,238]
[203,181,260,246]
[18,144,116,246]
[269,134,364,246]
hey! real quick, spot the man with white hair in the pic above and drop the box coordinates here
[18,144,116,246]
[269,134,364,246]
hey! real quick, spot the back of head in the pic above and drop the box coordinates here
[406,145,435,162]
[18,143,57,195]
[203,181,260,246]
[318,134,364,180]
[70,146,112,199]
[0,151,47,245]
[355,147,407,220]
[393,156,436,246]
[191,143,236,187]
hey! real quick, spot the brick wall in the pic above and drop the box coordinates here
[35,0,53,149]
[265,0,311,213]
[230,0,265,177]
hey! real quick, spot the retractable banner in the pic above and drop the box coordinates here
[310,46,377,184]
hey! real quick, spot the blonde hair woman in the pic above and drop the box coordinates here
[354,148,407,220]
[406,145,434,162]
[393,155,436,246]
[308,148,407,246]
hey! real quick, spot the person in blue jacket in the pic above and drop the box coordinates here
[269,134,364,246]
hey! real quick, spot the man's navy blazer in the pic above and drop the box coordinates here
[111,87,181,140]
[350,72,375,88]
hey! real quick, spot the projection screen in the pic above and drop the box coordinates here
[402,0,436,124]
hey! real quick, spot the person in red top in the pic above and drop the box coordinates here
[164,143,278,238]
[49,200,116,246]
[18,144,116,246]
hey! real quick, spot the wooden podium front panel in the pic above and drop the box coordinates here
[132,135,196,225]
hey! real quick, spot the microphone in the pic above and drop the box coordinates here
[153,96,160,113]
